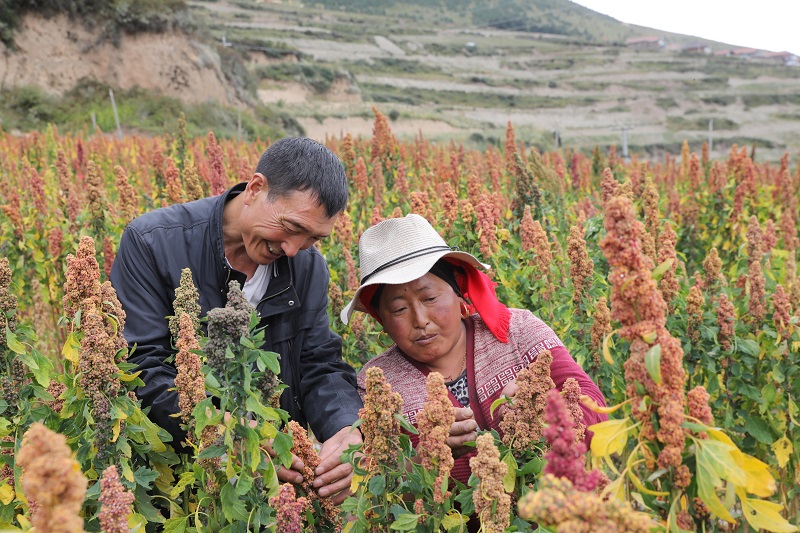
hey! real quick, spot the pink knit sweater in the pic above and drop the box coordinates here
[357,308,608,485]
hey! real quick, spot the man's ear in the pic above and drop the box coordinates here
[245,173,269,202]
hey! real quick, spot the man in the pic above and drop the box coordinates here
[110,137,362,502]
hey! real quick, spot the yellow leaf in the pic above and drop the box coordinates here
[152,462,176,494]
[772,436,793,468]
[111,416,125,443]
[61,331,81,363]
[739,492,799,532]
[627,468,668,497]
[708,429,777,497]
[588,418,633,458]
[741,455,777,498]
[16,514,30,529]
[641,330,658,344]
[600,475,626,501]
[441,511,467,531]
[122,462,135,483]
[117,370,142,382]
[350,472,365,494]
[580,395,631,414]
[602,329,617,364]
[0,484,13,505]
[128,512,148,532]
[501,452,517,493]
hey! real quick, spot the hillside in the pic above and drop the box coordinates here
[190,0,800,161]
[1,0,798,161]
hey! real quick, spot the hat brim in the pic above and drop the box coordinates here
[340,250,489,324]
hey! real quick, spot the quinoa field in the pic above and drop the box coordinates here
[0,111,798,532]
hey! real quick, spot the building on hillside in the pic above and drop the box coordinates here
[625,36,665,50]
[681,43,711,55]
[731,47,759,58]
[763,51,799,66]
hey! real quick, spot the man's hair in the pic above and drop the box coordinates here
[255,137,348,217]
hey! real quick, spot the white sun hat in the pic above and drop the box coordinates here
[340,213,489,324]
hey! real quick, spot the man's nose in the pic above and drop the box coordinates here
[281,236,306,257]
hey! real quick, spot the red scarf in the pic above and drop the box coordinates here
[359,260,511,343]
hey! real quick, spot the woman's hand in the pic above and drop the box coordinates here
[448,407,478,458]
[493,381,519,421]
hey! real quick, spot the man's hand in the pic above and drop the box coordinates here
[262,439,305,485]
[313,425,362,504]
[449,407,478,458]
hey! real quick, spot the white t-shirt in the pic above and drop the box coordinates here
[241,263,272,307]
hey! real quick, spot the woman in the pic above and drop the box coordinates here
[341,214,607,484]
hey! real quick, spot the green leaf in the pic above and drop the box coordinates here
[272,431,294,467]
[235,470,254,496]
[489,396,509,419]
[744,414,774,444]
[696,439,747,487]
[368,475,386,496]
[169,471,197,499]
[220,481,248,522]
[520,455,544,476]
[651,258,673,281]
[644,344,662,385]
[390,513,421,531]
[737,339,760,357]
[5,328,26,355]
[395,414,419,435]
[258,351,281,375]
[197,445,226,460]
[162,515,189,533]
[133,467,159,489]
[30,349,54,386]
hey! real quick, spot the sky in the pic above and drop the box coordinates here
[570,0,800,55]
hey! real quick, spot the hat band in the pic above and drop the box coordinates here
[361,245,453,284]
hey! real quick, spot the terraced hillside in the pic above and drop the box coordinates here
[191,0,800,161]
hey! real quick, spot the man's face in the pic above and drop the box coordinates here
[240,179,338,265]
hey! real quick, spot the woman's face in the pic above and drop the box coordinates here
[377,272,465,365]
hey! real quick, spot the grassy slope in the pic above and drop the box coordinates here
[193,0,799,161]
[3,0,798,162]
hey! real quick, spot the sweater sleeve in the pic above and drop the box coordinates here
[510,309,608,442]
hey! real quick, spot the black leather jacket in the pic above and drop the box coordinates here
[109,183,362,442]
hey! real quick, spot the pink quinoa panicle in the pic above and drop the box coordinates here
[567,225,594,307]
[98,465,135,533]
[470,434,511,533]
[358,367,404,473]
[543,389,600,492]
[518,474,653,532]
[174,313,205,426]
[599,196,687,472]
[17,423,88,533]
[62,236,102,320]
[500,350,555,452]
[269,483,310,533]
[286,421,340,526]
[417,372,456,504]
